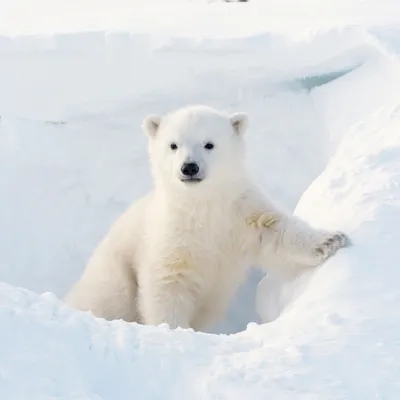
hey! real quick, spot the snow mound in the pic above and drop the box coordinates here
[1,9,400,399]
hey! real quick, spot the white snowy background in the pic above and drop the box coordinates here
[1,0,400,398]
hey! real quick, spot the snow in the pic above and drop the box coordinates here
[1,1,400,398]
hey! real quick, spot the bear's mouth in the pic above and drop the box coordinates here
[180,177,203,183]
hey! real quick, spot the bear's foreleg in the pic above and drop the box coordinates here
[255,212,351,267]
[138,266,198,329]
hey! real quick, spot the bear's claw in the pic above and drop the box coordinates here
[314,231,351,261]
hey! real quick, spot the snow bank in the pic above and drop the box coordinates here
[1,6,400,398]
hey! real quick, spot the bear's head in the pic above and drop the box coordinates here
[142,105,248,193]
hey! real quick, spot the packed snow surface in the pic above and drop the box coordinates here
[1,1,400,399]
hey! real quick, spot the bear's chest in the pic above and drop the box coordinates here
[148,205,254,269]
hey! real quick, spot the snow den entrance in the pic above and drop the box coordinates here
[0,30,372,335]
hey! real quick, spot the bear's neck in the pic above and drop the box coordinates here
[154,174,250,207]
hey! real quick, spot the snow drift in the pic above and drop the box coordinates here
[1,4,400,398]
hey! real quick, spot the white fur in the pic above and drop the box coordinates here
[65,105,350,330]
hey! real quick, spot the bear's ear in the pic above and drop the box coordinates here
[230,112,248,136]
[142,115,162,137]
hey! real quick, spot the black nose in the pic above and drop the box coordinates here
[181,162,199,177]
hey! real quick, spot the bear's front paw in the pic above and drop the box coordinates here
[313,231,351,262]
[247,213,279,229]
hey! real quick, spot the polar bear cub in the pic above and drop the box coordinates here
[65,105,350,330]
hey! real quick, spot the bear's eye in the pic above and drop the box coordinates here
[204,142,214,150]
[170,143,178,151]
